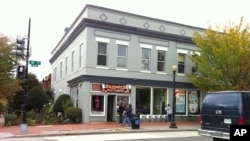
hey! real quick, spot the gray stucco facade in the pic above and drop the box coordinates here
[50,4,205,123]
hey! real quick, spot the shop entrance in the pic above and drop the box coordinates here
[107,95,115,122]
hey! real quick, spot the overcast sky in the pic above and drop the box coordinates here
[0,0,249,81]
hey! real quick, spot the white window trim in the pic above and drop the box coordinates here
[116,68,128,71]
[96,37,110,43]
[177,49,187,54]
[116,40,129,46]
[156,71,167,75]
[96,66,109,69]
[156,46,168,51]
[140,70,151,73]
[140,43,152,49]
[191,51,200,56]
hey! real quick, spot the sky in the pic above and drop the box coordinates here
[0,0,249,81]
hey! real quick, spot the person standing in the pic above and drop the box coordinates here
[165,104,172,123]
[117,102,124,124]
[121,104,132,127]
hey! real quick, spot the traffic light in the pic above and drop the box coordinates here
[16,65,26,79]
[16,38,26,59]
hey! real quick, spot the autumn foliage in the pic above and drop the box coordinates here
[190,17,250,91]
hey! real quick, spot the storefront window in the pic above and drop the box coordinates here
[153,88,167,115]
[136,87,150,114]
[116,96,130,115]
[91,95,104,115]
[188,90,200,114]
[175,89,186,114]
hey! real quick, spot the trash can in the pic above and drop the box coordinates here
[131,114,140,129]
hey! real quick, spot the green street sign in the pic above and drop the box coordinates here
[29,60,41,67]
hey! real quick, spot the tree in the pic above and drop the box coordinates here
[27,73,40,89]
[189,17,250,91]
[0,35,22,99]
[7,73,41,113]
[53,94,71,114]
[27,86,49,110]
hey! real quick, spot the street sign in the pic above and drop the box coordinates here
[29,60,41,67]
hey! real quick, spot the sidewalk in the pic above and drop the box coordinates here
[0,117,200,138]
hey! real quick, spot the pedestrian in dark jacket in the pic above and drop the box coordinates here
[117,102,124,124]
[121,104,132,127]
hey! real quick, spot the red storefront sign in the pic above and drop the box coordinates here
[101,83,131,93]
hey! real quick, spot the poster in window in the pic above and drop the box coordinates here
[175,89,186,113]
[188,90,199,114]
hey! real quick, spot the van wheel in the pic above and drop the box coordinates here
[213,138,228,141]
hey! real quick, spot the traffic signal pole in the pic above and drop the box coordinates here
[20,18,31,134]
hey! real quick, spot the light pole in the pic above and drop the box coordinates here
[170,65,177,128]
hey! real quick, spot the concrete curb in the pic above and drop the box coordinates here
[8,128,198,138]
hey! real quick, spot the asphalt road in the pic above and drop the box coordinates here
[0,131,212,141]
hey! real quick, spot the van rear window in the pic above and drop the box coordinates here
[203,93,238,110]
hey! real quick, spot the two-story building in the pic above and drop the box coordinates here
[50,4,204,123]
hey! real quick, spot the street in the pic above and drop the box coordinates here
[0,131,212,141]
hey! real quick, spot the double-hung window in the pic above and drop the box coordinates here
[96,37,110,67]
[79,43,83,68]
[65,56,68,76]
[71,51,75,72]
[97,42,107,66]
[116,40,129,69]
[59,61,62,78]
[156,46,167,72]
[141,44,152,71]
[191,52,200,75]
[177,49,187,74]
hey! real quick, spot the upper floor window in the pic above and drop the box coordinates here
[59,61,63,78]
[71,51,75,72]
[177,49,187,74]
[141,44,152,71]
[79,44,83,68]
[191,52,200,75]
[53,67,57,82]
[116,41,129,69]
[97,42,107,66]
[96,37,110,67]
[65,56,68,76]
[156,46,167,72]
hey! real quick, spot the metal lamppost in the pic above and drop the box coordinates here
[170,65,178,128]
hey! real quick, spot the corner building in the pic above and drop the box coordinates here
[50,4,204,123]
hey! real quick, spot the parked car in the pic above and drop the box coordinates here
[197,91,250,141]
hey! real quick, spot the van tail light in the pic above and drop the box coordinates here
[200,114,203,124]
[238,116,246,125]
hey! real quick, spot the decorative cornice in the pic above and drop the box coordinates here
[67,75,196,89]
[50,18,194,64]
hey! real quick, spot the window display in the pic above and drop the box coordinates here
[188,90,200,114]
[91,95,104,115]
[175,89,186,114]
